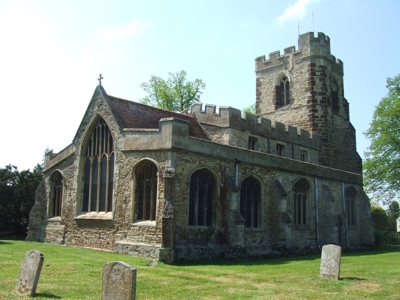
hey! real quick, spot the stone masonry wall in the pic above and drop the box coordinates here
[255,32,361,173]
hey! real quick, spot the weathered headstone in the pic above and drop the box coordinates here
[320,244,342,280]
[15,250,44,296]
[102,261,136,300]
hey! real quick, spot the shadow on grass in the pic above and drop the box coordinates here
[340,277,366,281]
[34,292,62,299]
[173,245,400,267]
[0,240,12,245]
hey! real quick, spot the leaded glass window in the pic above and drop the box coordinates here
[189,169,215,226]
[82,118,114,213]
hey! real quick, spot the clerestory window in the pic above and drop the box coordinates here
[240,176,261,228]
[294,179,309,226]
[189,169,216,226]
[82,118,114,213]
[135,161,158,221]
[248,136,258,150]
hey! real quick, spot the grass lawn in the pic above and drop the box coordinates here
[0,239,399,299]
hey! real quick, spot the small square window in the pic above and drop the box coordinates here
[248,136,258,150]
[276,144,284,156]
[300,150,308,162]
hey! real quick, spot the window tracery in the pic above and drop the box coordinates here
[82,118,114,213]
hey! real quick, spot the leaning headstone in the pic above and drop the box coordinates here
[320,244,342,280]
[15,250,44,296]
[102,261,136,300]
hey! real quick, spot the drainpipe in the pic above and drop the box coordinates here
[341,182,349,248]
[315,177,320,249]
[235,159,240,189]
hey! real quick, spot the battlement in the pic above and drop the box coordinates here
[255,32,343,71]
[191,103,319,148]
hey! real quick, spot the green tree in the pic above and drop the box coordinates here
[0,164,42,237]
[363,74,400,204]
[370,204,388,231]
[387,200,400,232]
[140,70,206,112]
[242,103,256,115]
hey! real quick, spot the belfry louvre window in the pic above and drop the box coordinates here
[189,169,215,226]
[82,118,114,213]
[276,77,290,108]
[51,172,63,217]
[346,187,357,226]
[135,162,157,221]
[294,180,309,225]
[240,176,261,228]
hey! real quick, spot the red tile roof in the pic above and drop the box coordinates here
[107,95,209,140]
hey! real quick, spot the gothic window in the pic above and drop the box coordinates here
[294,179,309,226]
[189,169,216,226]
[82,118,114,213]
[276,76,290,108]
[50,171,63,217]
[135,161,158,221]
[248,136,258,150]
[276,144,285,156]
[346,187,357,227]
[332,80,339,113]
[240,176,261,228]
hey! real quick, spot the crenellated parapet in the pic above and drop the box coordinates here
[255,32,343,72]
[191,103,319,149]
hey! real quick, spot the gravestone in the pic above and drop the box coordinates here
[102,261,136,300]
[320,244,342,280]
[14,250,44,296]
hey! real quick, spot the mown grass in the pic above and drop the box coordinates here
[0,239,399,299]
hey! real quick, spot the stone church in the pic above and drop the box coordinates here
[27,32,374,262]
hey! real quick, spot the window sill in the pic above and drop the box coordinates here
[75,212,113,220]
[47,216,61,222]
[132,220,156,227]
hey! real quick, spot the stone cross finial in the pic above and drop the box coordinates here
[98,74,104,85]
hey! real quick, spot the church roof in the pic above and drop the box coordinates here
[106,95,209,140]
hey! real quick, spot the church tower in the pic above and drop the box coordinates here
[255,32,361,173]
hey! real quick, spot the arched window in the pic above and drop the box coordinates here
[346,187,357,226]
[50,171,63,217]
[240,176,261,228]
[189,169,216,226]
[294,179,309,225]
[331,79,339,113]
[135,161,158,221]
[276,76,290,108]
[82,118,114,213]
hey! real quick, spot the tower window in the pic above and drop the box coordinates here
[276,76,290,108]
[332,80,339,113]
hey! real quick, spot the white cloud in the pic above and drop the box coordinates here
[99,19,150,42]
[276,0,318,25]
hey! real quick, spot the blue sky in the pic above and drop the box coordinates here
[0,0,399,170]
